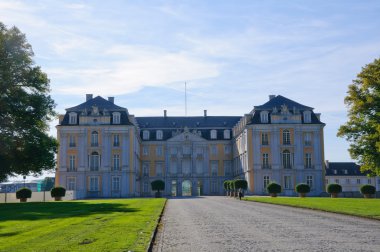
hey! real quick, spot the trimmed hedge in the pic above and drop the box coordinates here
[266,182,282,194]
[51,186,66,198]
[327,183,342,194]
[295,183,310,194]
[16,187,32,199]
[223,180,229,191]
[360,184,376,195]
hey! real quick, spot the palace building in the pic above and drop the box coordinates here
[56,94,325,198]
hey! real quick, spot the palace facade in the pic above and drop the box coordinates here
[56,94,325,198]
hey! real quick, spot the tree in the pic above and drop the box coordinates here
[0,23,58,182]
[234,179,248,192]
[151,180,165,197]
[337,58,380,176]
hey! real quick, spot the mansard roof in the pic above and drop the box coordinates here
[325,162,370,176]
[254,95,313,111]
[66,96,126,112]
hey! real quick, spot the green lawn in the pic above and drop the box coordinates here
[244,196,380,220]
[0,198,166,252]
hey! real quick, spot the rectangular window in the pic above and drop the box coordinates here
[284,175,291,189]
[113,113,120,124]
[182,146,191,155]
[143,146,149,156]
[261,133,269,145]
[224,160,232,176]
[211,161,218,176]
[357,178,361,184]
[304,132,312,146]
[67,177,76,190]
[346,178,350,184]
[143,182,149,193]
[335,179,339,184]
[368,179,372,184]
[224,130,230,139]
[113,134,120,147]
[283,130,291,145]
[113,154,120,171]
[211,180,218,193]
[156,163,163,177]
[69,135,76,147]
[211,145,217,155]
[224,145,231,155]
[305,153,312,168]
[90,154,99,171]
[263,176,270,189]
[262,153,269,168]
[143,163,149,176]
[112,177,120,191]
[69,155,76,171]
[156,146,163,156]
[89,177,99,191]
[307,175,313,189]
[171,180,177,196]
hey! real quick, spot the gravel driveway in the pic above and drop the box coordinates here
[153,196,380,252]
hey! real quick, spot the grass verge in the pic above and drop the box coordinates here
[244,197,380,220]
[0,198,166,252]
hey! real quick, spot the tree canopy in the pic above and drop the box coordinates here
[337,57,380,176]
[151,180,165,192]
[0,23,58,182]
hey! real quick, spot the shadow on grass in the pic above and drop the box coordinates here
[0,201,139,221]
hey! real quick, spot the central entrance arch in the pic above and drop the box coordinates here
[182,180,192,196]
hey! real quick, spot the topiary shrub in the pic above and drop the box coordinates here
[327,184,342,198]
[51,186,66,201]
[151,180,165,197]
[360,184,376,198]
[223,180,230,196]
[295,183,310,197]
[266,182,281,197]
[16,188,32,202]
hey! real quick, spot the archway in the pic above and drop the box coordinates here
[182,180,192,196]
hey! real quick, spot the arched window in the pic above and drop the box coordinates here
[210,130,217,139]
[283,129,290,145]
[156,130,163,140]
[91,131,99,146]
[282,150,291,169]
[90,151,100,171]
[260,111,269,123]
[143,130,150,140]
[112,112,121,124]
[303,111,311,123]
[223,130,230,139]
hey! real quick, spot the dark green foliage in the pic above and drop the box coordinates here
[16,187,32,199]
[51,186,66,197]
[360,184,376,195]
[151,180,165,192]
[234,179,248,190]
[223,180,229,191]
[327,184,342,194]
[266,182,282,194]
[337,58,380,176]
[0,22,58,182]
[295,183,310,194]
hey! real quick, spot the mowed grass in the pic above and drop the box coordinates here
[0,198,166,252]
[244,197,380,220]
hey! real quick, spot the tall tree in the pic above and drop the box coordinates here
[0,23,58,182]
[337,57,380,176]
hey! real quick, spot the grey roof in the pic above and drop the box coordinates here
[325,162,369,176]
[254,95,313,111]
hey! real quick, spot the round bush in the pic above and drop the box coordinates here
[16,188,32,199]
[234,179,248,191]
[151,180,165,192]
[266,182,282,194]
[360,184,376,195]
[223,180,230,191]
[295,183,310,194]
[51,186,66,197]
[326,184,342,194]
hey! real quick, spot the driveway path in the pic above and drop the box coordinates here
[153,196,380,252]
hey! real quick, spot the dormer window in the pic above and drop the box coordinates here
[334,170,337,174]
[260,111,269,123]
[143,130,150,140]
[303,111,311,123]
[210,130,217,139]
[223,130,230,139]
[113,112,121,124]
[69,112,77,124]
[156,130,163,140]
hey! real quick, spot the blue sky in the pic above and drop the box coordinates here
[1,0,380,179]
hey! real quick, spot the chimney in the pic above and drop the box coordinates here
[269,95,276,100]
[204,110,207,117]
[86,94,93,101]
[108,97,114,104]
[164,110,167,117]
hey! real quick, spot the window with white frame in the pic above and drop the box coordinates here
[112,176,120,191]
[90,152,100,171]
[305,153,312,168]
[211,161,218,176]
[224,145,231,155]
[67,177,76,190]
[143,182,149,193]
[211,180,218,193]
[156,146,163,156]
[260,111,269,123]
[211,145,217,155]
[335,179,339,184]
[156,130,163,140]
[303,111,312,123]
[69,112,77,124]
[210,130,217,139]
[143,130,150,140]
[261,132,269,145]
[263,176,270,189]
[69,155,76,171]
[224,160,232,176]
[69,135,76,147]
[283,129,291,145]
[304,132,312,146]
[89,176,99,191]
[91,131,99,147]
[282,150,291,169]
[143,146,149,156]
[113,154,120,171]
[284,175,292,189]
[156,163,163,177]
[143,162,149,176]
[223,130,230,139]
[113,134,120,147]
[307,175,313,188]
[262,153,269,168]
[112,112,121,124]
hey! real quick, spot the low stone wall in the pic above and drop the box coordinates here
[0,190,76,203]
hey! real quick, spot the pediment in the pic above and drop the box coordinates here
[167,131,206,142]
